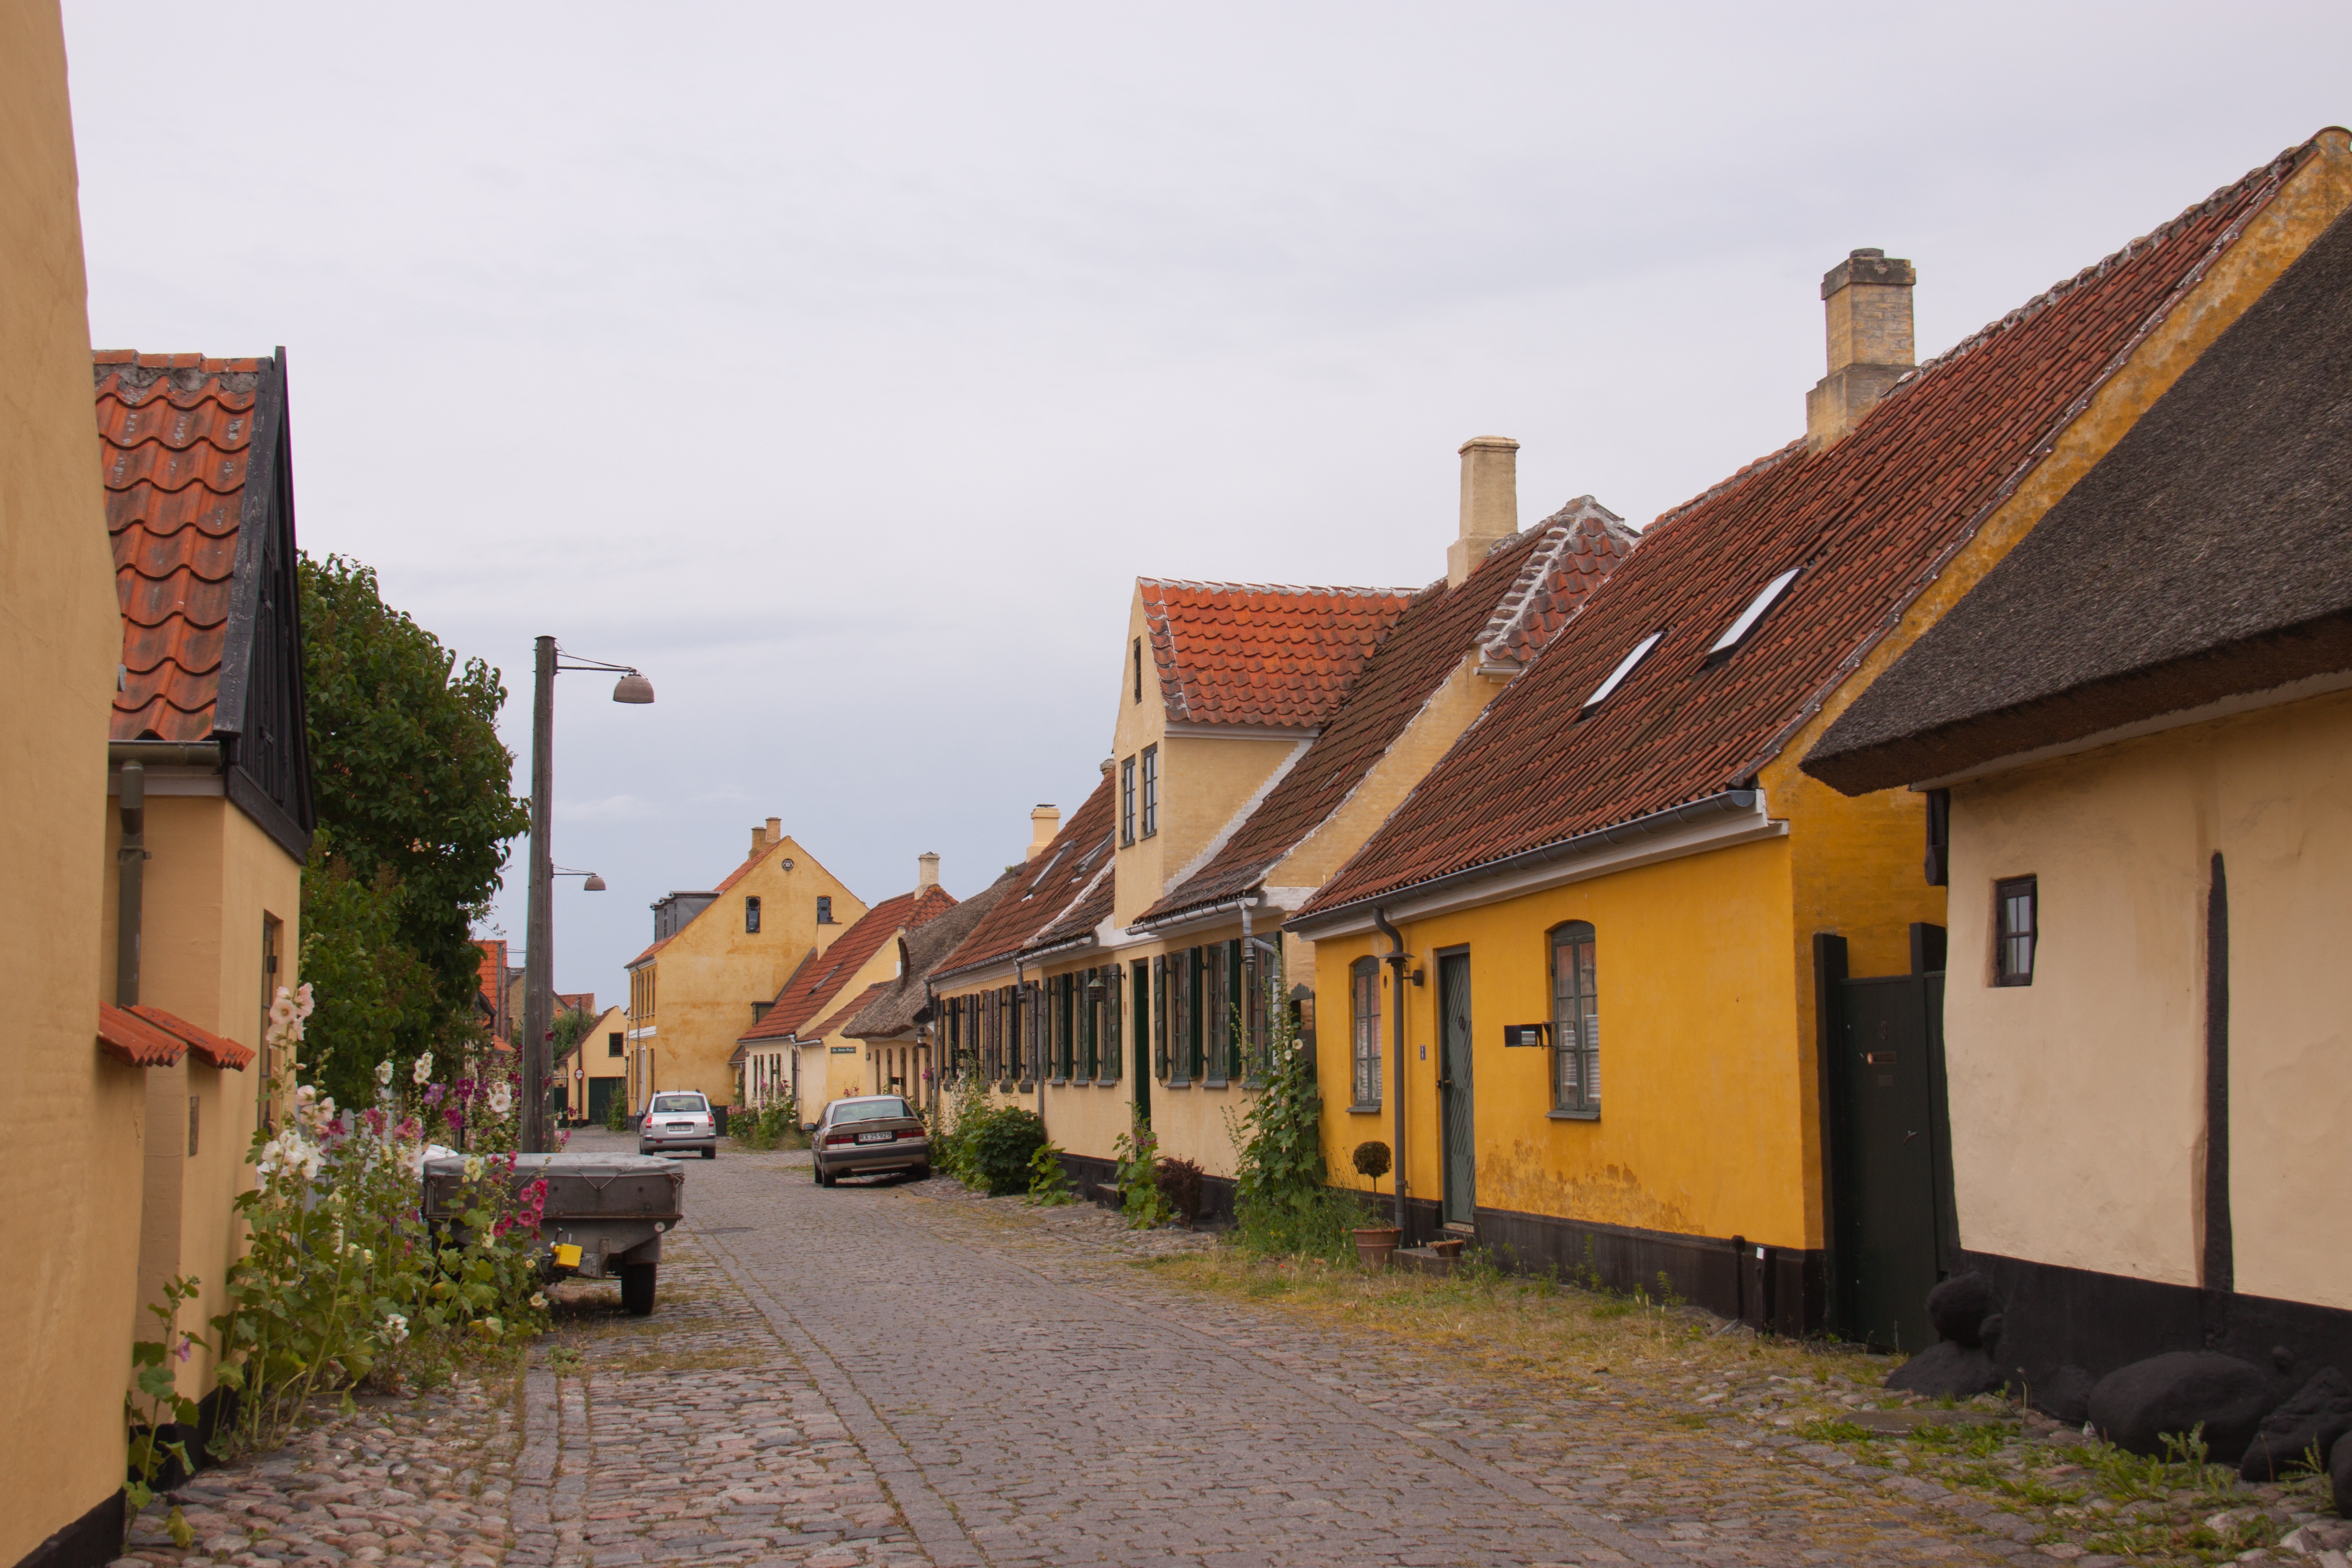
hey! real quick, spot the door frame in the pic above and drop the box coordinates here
[1435,945,1475,1229]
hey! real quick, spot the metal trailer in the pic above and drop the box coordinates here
[421,1151,685,1316]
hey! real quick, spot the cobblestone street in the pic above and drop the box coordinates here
[124,1130,2289,1568]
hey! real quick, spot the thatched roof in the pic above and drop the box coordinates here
[1806,198,2352,795]
[842,869,1019,1040]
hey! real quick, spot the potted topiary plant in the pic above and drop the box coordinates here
[1350,1140,1401,1268]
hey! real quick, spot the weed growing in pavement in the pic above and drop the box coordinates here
[1111,1124,1177,1230]
[1026,1139,1075,1205]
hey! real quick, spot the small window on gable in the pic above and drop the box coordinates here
[1133,637,1144,704]
[1995,877,2037,986]
[1582,631,1664,711]
[607,1031,624,1057]
[745,895,762,933]
[1708,567,1801,657]
[817,895,834,924]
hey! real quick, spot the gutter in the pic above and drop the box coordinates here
[1373,907,1410,1236]
[109,740,222,770]
[1129,890,1264,937]
[1290,789,1762,937]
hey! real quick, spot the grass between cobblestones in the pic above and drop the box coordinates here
[1144,1246,2345,1566]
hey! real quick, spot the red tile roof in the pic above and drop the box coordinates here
[130,1004,256,1071]
[96,352,269,742]
[1141,581,1417,730]
[1138,500,1636,926]
[931,776,1117,980]
[98,1004,185,1068]
[1299,139,2314,921]
[736,885,958,1044]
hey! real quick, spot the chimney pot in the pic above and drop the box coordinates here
[917,851,940,892]
[1807,248,1916,450]
[767,816,782,847]
[1449,436,1520,589]
[750,824,766,855]
[1027,804,1061,861]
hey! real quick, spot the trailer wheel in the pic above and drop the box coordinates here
[621,1262,657,1317]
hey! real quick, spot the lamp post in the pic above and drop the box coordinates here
[522,636,653,1154]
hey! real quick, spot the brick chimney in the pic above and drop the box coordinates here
[1449,436,1519,589]
[1807,249,1915,450]
[917,851,939,891]
[750,823,767,855]
[1027,804,1060,861]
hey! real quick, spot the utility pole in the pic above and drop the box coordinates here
[522,635,556,1154]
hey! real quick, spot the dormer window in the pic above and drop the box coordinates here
[744,895,761,933]
[1582,631,1664,711]
[1707,567,1801,657]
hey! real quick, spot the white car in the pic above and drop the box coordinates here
[638,1091,718,1159]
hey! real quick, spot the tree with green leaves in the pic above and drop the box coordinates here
[298,553,530,1110]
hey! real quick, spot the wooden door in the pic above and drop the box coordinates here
[1438,951,1475,1229]
[1828,972,1955,1351]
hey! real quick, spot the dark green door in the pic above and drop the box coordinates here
[1829,973,1954,1352]
[1130,959,1151,1124]
[587,1077,618,1128]
[1437,951,1475,1228]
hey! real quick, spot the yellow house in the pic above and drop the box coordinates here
[1802,186,2352,1393]
[94,345,314,1425]
[560,1003,629,1127]
[1289,130,2352,1344]
[622,819,864,1113]
[2,7,153,1557]
[731,863,957,1125]
[841,866,1017,1117]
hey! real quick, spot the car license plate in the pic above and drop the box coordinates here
[667,1122,692,1129]
[856,1130,893,1143]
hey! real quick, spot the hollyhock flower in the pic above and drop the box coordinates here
[423,1083,445,1107]
[270,990,297,1030]
[488,1082,514,1116]
[529,1293,548,1310]
[383,1313,408,1344]
[294,982,315,1019]
[413,1053,433,1086]
[463,1155,485,1182]
[375,1059,394,1087]
[443,1106,465,1134]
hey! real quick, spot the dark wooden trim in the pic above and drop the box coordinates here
[2204,851,2232,1293]
[225,761,312,864]
[11,1487,123,1568]
[1471,1203,1825,1336]
[211,352,283,741]
[1960,1248,2352,1402]
[1811,931,1848,1336]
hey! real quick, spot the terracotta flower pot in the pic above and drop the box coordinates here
[1352,1226,1403,1269]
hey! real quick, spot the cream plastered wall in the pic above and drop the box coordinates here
[1944,688,2352,1309]
[628,835,864,1110]
[0,3,151,1553]
[102,792,301,1400]
[1313,838,1813,1248]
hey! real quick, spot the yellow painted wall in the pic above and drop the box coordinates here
[626,833,864,1110]
[1943,688,2352,1309]
[101,794,299,1402]
[1313,837,1816,1247]
[0,3,151,1553]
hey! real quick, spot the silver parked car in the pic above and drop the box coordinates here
[638,1090,718,1159]
[812,1095,929,1186]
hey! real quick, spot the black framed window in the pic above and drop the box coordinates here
[1101,964,1124,1082]
[1996,876,2037,986]
[608,1031,624,1058]
[1350,956,1381,1108]
[1204,943,1230,1087]
[1121,757,1137,846]
[1169,950,1194,1084]
[1551,922,1599,1114]
[817,895,833,924]
[1242,940,1268,1084]
[745,895,761,933]
[1140,745,1159,837]
[1133,637,1144,704]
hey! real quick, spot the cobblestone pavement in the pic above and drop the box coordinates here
[126,1128,2319,1568]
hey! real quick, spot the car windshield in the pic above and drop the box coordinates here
[831,1098,911,1124]
[650,1094,706,1114]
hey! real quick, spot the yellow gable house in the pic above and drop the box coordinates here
[3,8,154,1557]
[561,1003,629,1127]
[1289,133,2352,1345]
[732,860,958,1127]
[624,820,864,1113]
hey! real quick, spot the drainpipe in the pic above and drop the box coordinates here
[1373,906,1410,1236]
[116,762,150,1005]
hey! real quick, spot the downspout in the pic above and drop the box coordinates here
[1373,906,1410,1236]
[116,762,149,1005]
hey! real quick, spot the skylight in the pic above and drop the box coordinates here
[1708,567,1801,656]
[1582,631,1664,711]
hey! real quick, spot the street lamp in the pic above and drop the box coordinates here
[522,638,653,1154]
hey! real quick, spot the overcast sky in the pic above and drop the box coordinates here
[63,2,2352,1002]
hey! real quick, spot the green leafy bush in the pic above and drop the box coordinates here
[1027,1139,1074,1205]
[732,1098,803,1150]
[971,1106,1047,1195]
[1114,1125,1176,1229]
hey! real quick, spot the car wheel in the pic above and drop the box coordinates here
[701,1146,717,1160]
[909,1164,931,1182]
[620,1262,657,1317]
[819,1164,836,1187]
[812,1161,824,1185]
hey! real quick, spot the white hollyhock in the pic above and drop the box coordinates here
[375,1059,394,1087]
[413,1054,434,1086]
[383,1313,409,1344]
[488,1081,514,1116]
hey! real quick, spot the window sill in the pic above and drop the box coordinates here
[1345,1102,1383,1116]
[1548,1107,1600,1122]
[1049,1077,1069,1086]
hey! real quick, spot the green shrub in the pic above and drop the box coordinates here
[1027,1139,1074,1205]
[1233,1186,1361,1263]
[1114,1125,1176,1229]
[970,1106,1046,1195]
[603,1090,628,1133]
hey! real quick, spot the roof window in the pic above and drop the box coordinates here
[1708,568,1800,657]
[1581,631,1664,711]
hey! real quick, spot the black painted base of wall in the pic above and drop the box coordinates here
[1471,1205,1825,1337]
[1961,1249,2352,1400]
[12,1487,123,1568]
[1056,1154,1237,1229]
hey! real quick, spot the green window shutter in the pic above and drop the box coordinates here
[1187,947,1205,1082]
[1103,964,1123,1081]
[1153,956,1170,1081]
[1227,937,1245,1082]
